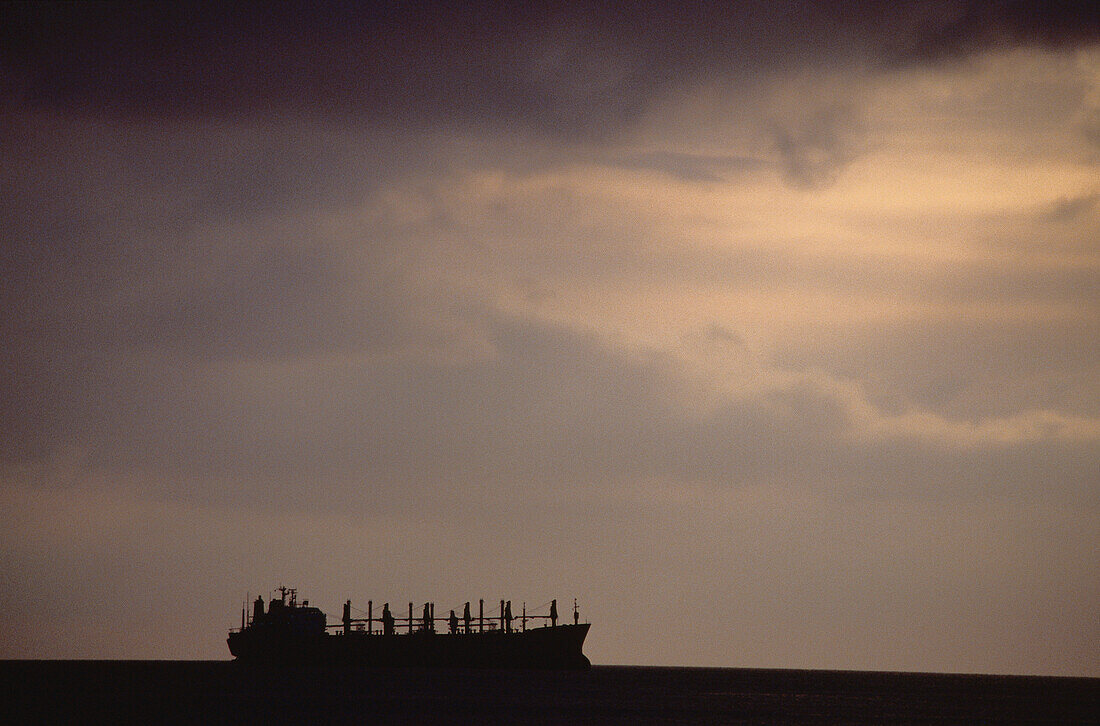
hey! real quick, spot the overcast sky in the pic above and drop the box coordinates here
[2,1,1098,675]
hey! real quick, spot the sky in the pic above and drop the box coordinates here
[1,1,1098,676]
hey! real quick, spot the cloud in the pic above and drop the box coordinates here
[894,0,1100,63]
[1083,107,1100,149]
[4,307,1096,513]
[3,2,1097,137]
[770,104,864,189]
[612,151,767,183]
[1042,192,1100,222]
[1,7,1098,672]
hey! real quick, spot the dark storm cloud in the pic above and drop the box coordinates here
[894,0,1100,63]
[0,1,711,133]
[3,2,1097,136]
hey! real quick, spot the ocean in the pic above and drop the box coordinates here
[3,661,1097,724]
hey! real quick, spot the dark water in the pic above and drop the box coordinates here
[3,661,1097,724]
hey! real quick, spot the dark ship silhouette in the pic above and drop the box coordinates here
[228,587,590,669]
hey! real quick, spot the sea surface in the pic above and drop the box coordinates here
[3,660,1097,724]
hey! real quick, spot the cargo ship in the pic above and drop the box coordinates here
[228,587,590,669]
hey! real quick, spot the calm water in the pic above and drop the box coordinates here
[3,661,1097,724]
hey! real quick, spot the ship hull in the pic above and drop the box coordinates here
[228,624,591,670]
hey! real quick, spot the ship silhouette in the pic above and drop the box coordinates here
[228,587,590,669]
